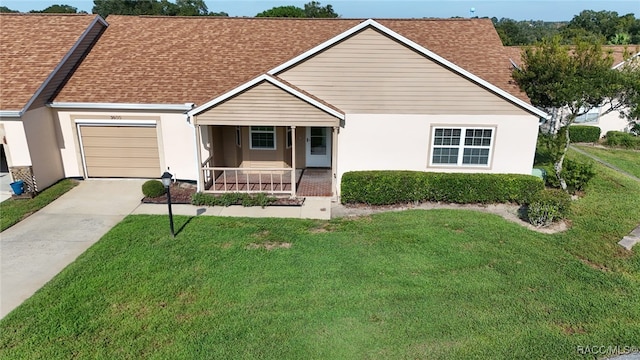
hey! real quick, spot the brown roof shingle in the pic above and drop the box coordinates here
[55,16,530,106]
[0,13,98,111]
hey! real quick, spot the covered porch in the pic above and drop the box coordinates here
[189,75,344,198]
[197,125,337,197]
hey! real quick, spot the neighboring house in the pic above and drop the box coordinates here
[507,45,640,137]
[0,13,107,192]
[4,15,546,198]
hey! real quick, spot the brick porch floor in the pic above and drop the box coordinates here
[296,168,332,197]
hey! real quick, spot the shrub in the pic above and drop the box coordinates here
[191,192,276,208]
[569,125,600,143]
[142,180,166,198]
[340,171,544,205]
[526,189,571,227]
[605,131,640,149]
[561,159,595,193]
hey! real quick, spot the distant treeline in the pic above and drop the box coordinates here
[492,10,639,45]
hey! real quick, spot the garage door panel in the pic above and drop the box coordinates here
[83,147,160,158]
[88,167,161,178]
[82,137,159,148]
[81,126,156,138]
[79,125,161,178]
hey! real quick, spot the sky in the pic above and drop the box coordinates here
[0,0,638,21]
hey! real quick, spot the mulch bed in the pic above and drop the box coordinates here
[141,183,305,206]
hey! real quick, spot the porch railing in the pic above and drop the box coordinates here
[201,156,295,196]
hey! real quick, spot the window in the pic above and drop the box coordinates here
[250,126,276,150]
[286,127,292,149]
[235,126,241,147]
[431,127,493,166]
[575,107,600,123]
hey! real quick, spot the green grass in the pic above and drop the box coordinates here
[0,179,78,231]
[574,145,640,179]
[1,160,639,359]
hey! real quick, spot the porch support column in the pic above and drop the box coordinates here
[195,123,204,192]
[290,126,296,198]
[331,126,339,198]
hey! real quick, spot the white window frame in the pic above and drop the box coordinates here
[574,107,600,124]
[429,126,495,167]
[235,126,242,147]
[286,127,292,149]
[249,126,276,150]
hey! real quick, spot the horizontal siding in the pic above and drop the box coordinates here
[196,82,339,126]
[80,126,160,178]
[278,28,528,115]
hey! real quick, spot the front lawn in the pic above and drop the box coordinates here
[1,157,639,359]
[0,179,78,231]
[573,145,640,179]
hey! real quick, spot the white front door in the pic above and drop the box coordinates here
[306,127,331,167]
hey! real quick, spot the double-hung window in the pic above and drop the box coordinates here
[574,107,600,123]
[431,127,494,166]
[250,126,276,150]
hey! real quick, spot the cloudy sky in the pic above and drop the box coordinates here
[2,0,638,21]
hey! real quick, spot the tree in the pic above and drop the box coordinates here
[30,4,80,13]
[0,6,18,12]
[304,1,338,18]
[512,36,637,190]
[256,2,338,18]
[256,5,305,18]
[92,0,225,17]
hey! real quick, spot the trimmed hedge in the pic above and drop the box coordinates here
[569,125,600,143]
[192,192,276,208]
[605,131,640,149]
[526,189,571,227]
[341,171,544,205]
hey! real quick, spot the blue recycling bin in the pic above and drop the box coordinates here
[10,179,24,195]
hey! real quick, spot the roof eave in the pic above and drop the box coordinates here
[0,110,22,118]
[49,102,195,111]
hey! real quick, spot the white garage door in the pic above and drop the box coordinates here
[79,125,161,178]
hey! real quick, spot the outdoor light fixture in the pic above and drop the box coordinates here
[161,171,175,237]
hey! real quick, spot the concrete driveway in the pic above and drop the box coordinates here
[0,179,144,319]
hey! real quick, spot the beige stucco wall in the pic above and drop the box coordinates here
[336,114,540,194]
[0,120,31,168]
[21,107,65,189]
[55,110,198,181]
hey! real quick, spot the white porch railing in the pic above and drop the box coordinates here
[201,156,296,196]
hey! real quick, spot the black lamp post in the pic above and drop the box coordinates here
[161,171,175,237]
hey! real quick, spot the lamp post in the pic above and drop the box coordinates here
[161,171,175,237]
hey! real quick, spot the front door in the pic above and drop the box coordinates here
[306,127,331,167]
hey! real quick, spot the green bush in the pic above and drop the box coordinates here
[569,125,600,143]
[561,159,595,193]
[340,171,544,205]
[142,180,166,198]
[526,189,571,227]
[191,192,276,208]
[605,131,640,149]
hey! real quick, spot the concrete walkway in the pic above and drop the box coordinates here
[0,172,12,203]
[0,179,145,318]
[0,180,332,319]
[570,145,640,251]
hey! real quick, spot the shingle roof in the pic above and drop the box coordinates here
[0,13,98,111]
[55,16,530,105]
